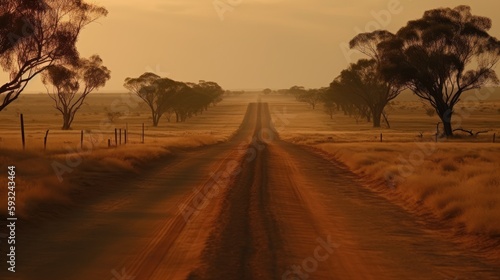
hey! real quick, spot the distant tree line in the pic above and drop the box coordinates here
[124,73,224,127]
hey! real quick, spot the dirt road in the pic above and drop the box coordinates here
[3,103,500,279]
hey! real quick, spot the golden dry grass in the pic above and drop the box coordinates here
[1,90,499,238]
[0,93,254,151]
[261,92,500,237]
[0,92,258,219]
[315,143,500,236]
[260,91,500,144]
[0,150,71,218]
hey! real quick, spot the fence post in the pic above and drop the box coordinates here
[80,130,84,149]
[20,114,25,150]
[115,128,118,146]
[142,123,145,144]
[119,129,122,145]
[380,133,383,142]
[124,129,127,144]
[494,133,496,143]
[44,130,49,151]
[108,139,111,148]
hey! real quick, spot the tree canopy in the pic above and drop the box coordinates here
[378,5,500,136]
[42,55,111,129]
[322,30,403,127]
[0,0,107,111]
[124,74,224,126]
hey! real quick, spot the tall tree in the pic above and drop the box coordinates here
[288,85,307,97]
[194,80,224,110]
[329,59,400,127]
[169,82,198,122]
[378,5,500,136]
[42,55,110,130]
[124,74,225,126]
[347,30,404,127]
[322,88,337,119]
[263,88,272,95]
[296,88,326,110]
[349,30,395,62]
[329,77,371,121]
[124,73,180,127]
[0,0,108,111]
[175,80,224,122]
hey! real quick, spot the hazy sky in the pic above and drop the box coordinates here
[8,0,500,92]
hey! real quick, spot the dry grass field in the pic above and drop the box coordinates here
[0,92,257,219]
[316,143,500,236]
[263,90,500,144]
[5,1,500,278]
[0,91,499,227]
[260,91,500,239]
[0,93,254,151]
[1,90,499,235]
[1,90,500,279]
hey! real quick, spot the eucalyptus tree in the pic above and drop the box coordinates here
[0,0,107,111]
[42,55,110,130]
[378,6,500,136]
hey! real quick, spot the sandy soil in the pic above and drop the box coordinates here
[2,102,500,280]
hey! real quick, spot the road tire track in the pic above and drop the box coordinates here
[187,102,282,280]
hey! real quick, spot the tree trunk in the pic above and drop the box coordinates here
[442,119,453,137]
[372,115,381,127]
[151,108,159,127]
[438,107,454,137]
[373,113,382,127]
[372,108,382,128]
[62,112,72,130]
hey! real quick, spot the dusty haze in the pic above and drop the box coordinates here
[1,0,500,92]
